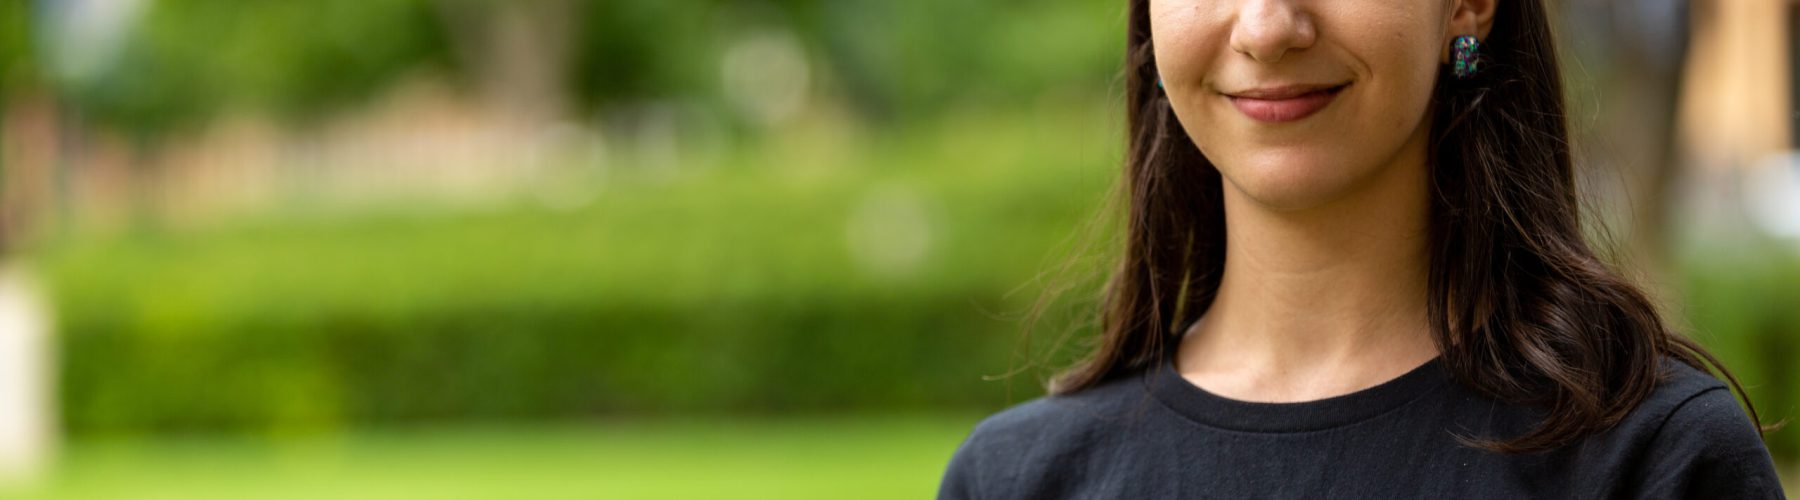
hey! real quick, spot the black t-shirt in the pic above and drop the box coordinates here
[937,353,1784,498]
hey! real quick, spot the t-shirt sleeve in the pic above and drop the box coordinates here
[1633,387,1784,498]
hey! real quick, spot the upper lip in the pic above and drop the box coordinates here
[1222,83,1348,100]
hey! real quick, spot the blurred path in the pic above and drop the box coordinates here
[0,262,53,486]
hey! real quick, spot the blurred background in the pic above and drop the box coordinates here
[0,0,1793,497]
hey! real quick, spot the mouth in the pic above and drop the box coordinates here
[1223,83,1349,123]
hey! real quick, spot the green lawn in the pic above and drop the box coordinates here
[2,414,984,500]
[3,414,1795,498]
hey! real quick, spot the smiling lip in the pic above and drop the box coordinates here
[1225,83,1348,123]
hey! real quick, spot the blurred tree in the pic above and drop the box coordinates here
[0,0,40,256]
[72,0,455,139]
[1559,0,1693,285]
[39,0,1128,139]
[0,1,33,97]
[0,0,46,255]
[808,0,1120,123]
[568,0,722,113]
[435,0,579,124]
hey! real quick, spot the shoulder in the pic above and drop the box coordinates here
[968,370,1159,445]
[1609,357,1782,497]
[1589,356,1748,440]
[1635,357,1755,442]
[936,372,1157,499]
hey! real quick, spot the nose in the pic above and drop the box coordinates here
[1229,0,1316,64]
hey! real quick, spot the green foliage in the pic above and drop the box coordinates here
[32,0,1123,136]
[72,0,454,135]
[36,105,1119,435]
[0,0,37,96]
[808,0,1123,122]
[5,416,982,499]
[570,0,725,108]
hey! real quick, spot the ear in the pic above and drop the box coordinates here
[1441,0,1499,62]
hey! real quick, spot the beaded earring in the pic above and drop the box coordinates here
[1452,35,1482,79]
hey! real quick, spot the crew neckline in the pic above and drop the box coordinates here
[1147,349,1451,433]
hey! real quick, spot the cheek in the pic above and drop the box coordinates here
[1350,14,1444,136]
[1147,1,1227,89]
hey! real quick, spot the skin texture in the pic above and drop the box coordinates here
[1151,0,1498,402]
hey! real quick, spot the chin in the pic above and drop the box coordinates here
[1214,150,1366,212]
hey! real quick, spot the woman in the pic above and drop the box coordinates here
[937,0,1784,497]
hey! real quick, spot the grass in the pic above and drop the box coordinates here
[2,414,985,500]
[8,414,1791,499]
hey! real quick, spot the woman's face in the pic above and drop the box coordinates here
[1150,0,1480,211]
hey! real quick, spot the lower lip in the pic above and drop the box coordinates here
[1228,86,1345,123]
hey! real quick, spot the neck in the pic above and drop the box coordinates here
[1177,140,1438,401]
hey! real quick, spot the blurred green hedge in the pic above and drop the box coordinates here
[1680,243,1800,459]
[33,104,1796,464]
[36,106,1118,436]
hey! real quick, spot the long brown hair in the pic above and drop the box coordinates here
[1044,0,1766,453]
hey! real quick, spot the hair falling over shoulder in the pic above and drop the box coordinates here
[1030,0,1771,453]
